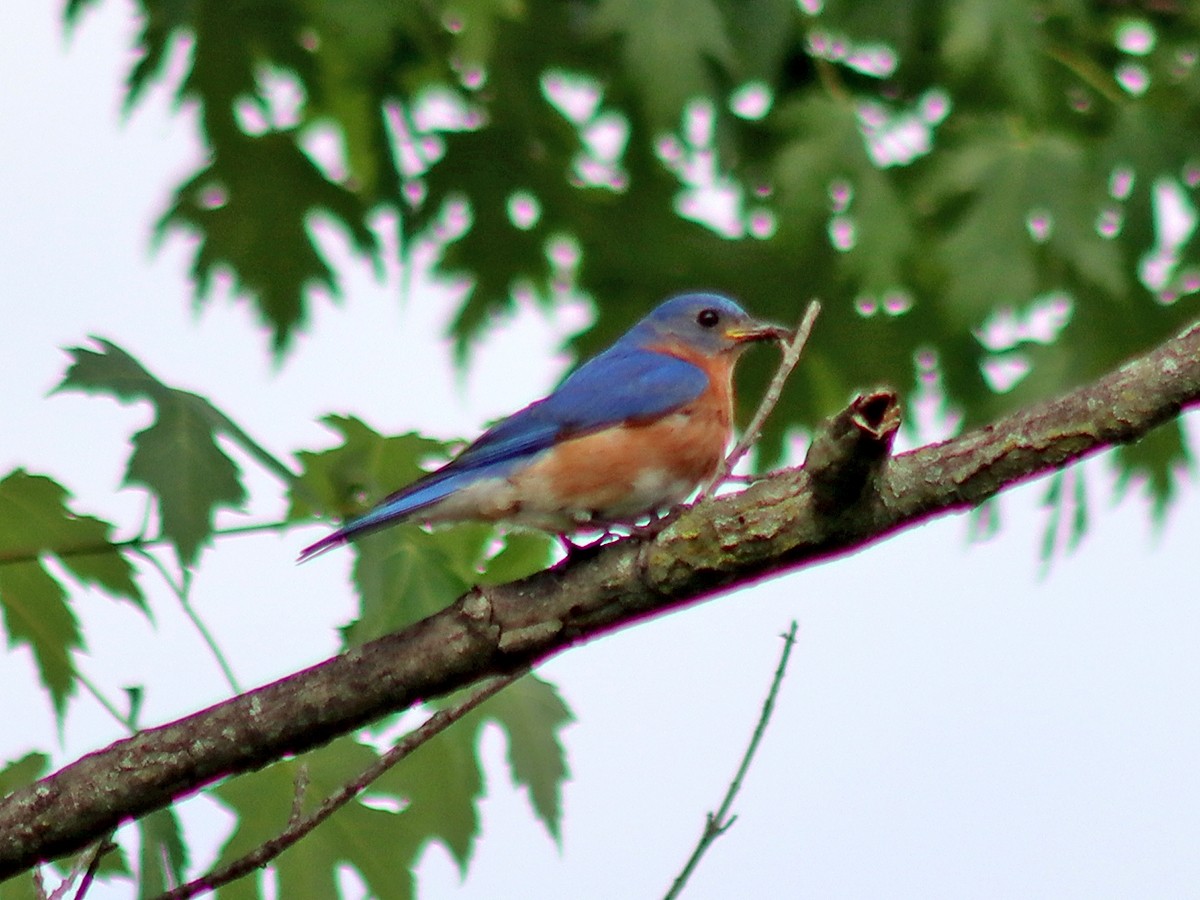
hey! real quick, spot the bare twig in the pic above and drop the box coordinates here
[288,764,310,828]
[663,622,800,900]
[154,670,525,900]
[701,300,821,497]
[67,835,116,900]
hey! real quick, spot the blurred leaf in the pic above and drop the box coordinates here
[294,416,554,642]
[966,496,1001,544]
[0,757,50,899]
[474,673,572,842]
[0,751,49,795]
[214,739,413,900]
[345,524,490,645]
[0,470,143,607]
[1114,419,1191,522]
[1038,467,1090,572]
[72,1,1200,525]
[215,732,494,900]
[289,416,450,523]
[0,873,37,900]
[941,0,1050,115]
[0,560,79,719]
[346,524,553,643]
[0,470,145,718]
[373,714,486,876]
[589,0,736,131]
[160,134,377,355]
[138,808,189,898]
[55,339,261,567]
[477,529,556,585]
[209,662,569,895]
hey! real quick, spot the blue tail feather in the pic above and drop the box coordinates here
[297,469,477,563]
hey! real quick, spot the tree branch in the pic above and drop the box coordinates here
[3,318,1199,880]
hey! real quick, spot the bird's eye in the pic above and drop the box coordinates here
[697,308,720,328]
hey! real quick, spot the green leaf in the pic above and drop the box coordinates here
[345,524,491,646]
[289,416,450,523]
[1115,419,1191,523]
[345,523,553,645]
[0,560,80,721]
[0,469,143,608]
[1038,467,1090,572]
[941,0,1051,116]
[211,678,570,896]
[477,530,556,586]
[214,738,421,900]
[94,841,134,879]
[0,751,49,795]
[590,0,737,131]
[59,0,1200,544]
[475,674,573,842]
[138,808,189,899]
[56,339,254,567]
[125,400,246,568]
[159,133,377,355]
[293,416,553,643]
[0,470,146,718]
[373,714,487,875]
[0,873,38,900]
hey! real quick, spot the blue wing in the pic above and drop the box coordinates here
[298,347,707,560]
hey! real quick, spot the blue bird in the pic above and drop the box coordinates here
[299,293,786,561]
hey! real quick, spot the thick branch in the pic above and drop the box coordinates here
[3,319,1199,880]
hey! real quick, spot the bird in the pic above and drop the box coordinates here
[298,292,788,562]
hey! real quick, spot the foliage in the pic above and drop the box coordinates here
[0,340,561,897]
[62,0,1200,494]
[211,675,569,899]
[4,0,1200,895]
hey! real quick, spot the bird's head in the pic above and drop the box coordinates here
[629,293,790,357]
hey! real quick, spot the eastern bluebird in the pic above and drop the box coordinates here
[299,293,787,561]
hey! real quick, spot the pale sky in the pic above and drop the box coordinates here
[3,3,1200,898]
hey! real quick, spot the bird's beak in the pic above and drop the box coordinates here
[725,319,793,345]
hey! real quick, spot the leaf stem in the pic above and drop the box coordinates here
[74,669,134,732]
[134,549,241,695]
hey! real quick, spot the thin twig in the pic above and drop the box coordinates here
[154,670,526,900]
[288,765,310,828]
[0,520,296,568]
[701,300,821,498]
[69,834,116,900]
[663,622,800,900]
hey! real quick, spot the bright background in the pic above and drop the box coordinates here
[3,3,1200,897]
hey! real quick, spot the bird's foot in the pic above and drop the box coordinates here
[626,507,684,541]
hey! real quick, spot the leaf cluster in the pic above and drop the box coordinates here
[1,340,563,897]
[63,0,1200,503]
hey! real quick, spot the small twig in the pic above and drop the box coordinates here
[701,300,821,498]
[663,622,800,900]
[288,764,310,827]
[69,834,117,900]
[0,520,295,568]
[154,670,526,900]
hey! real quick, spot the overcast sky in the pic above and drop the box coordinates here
[3,3,1200,898]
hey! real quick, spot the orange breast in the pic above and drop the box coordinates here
[508,346,738,524]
